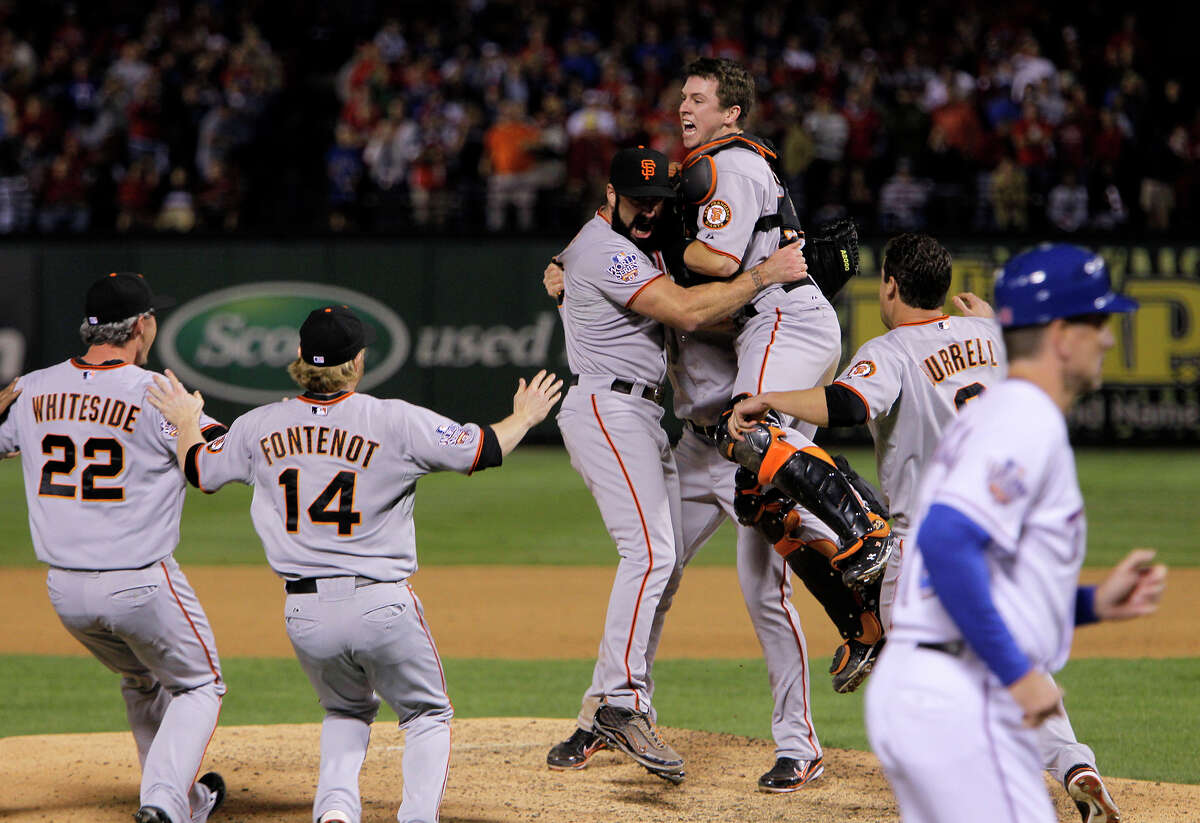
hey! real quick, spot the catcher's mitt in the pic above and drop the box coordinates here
[803,218,860,298]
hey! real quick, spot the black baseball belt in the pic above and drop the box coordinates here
[568,375,665,406]
[285,576,384,594]
[684,419,721,444]
[917,640,967,657]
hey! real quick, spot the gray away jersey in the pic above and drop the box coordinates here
[0,359,222,569]
[189,392,486,581]
[832,315,1005,529]
[692,144,785,310]
[558,211,668,386]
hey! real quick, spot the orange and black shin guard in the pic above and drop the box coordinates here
[776,539,878,642]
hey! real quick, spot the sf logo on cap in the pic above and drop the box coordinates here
[640,159,656,180]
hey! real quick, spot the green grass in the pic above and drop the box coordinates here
[1,655,1195,784]
[0,447,1196,568]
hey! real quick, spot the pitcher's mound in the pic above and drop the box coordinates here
[0,717,1193,822]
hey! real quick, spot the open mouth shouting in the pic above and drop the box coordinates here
[630,213,655,240]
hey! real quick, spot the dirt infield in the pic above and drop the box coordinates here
[3,565,1197,821]
[2,565,1197,659]
[2,718,1197,823]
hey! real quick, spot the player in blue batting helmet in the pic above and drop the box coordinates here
[994,244,1138,327]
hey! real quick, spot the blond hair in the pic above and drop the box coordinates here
[286,357,359,393]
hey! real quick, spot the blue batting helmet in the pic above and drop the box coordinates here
[993,244,1138,328]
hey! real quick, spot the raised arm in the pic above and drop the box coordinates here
[489,370,564,456]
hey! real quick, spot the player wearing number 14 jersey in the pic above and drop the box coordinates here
[0,272,228,823]
[147,305,562,823]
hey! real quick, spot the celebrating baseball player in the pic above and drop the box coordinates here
[0,272,227,823]
[863,244,1167,823]
[546,145,811,783]
[677,58,897,597]
[146,305,563,823]
[730,233,1126,818]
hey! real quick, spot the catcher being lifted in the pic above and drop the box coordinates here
[544,126,889,697]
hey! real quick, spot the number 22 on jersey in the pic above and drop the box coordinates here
[39,433,125,500]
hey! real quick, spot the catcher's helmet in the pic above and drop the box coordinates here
[993,244,1138,328]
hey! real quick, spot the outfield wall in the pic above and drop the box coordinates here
[1,239,1197,444]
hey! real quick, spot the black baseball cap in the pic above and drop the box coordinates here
[609,146,675,198]
[299,305,376,366]
[84,272,175,325]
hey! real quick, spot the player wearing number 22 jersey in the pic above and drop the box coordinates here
[0,272,227,823]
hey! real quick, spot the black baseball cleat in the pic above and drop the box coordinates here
[547,727,609,770]
[593,704,684,776]
[757,756,825,792]
[645,764,686,784]
[830,637,884,694]
[199,771,226,816]
[133,807,172,823]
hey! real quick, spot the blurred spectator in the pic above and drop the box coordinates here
[37,153,90,233]
[326,124,363,231]
[1010,35,1056,103]
[197,159,242,231]
[482,100,539,232]
[1046,170,1089,232]
[156,167,196,233]
[878,158,932,231]
[1090,163,1129,230]
[531,95,569,223]
[990,155,1030,232]
[363,100,420,227]
[115,156,160,232]
[410,144,451,227]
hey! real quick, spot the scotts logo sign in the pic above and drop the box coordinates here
[158,282,409,405]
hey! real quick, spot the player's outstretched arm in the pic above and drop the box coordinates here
[146,369,206,469]
[490,370,564,456]
[729,388,830,439]
[1093,549,1168,620]
[952,292,995,318]
[633,243,809,332]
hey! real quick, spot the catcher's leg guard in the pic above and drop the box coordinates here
[782,544,885,694]
[724,423,897,589]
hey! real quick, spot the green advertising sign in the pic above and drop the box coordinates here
[157,282,410,405]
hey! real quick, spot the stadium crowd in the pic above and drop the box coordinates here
[0,1,1194,238]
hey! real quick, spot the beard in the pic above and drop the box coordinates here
[611,197,661,253]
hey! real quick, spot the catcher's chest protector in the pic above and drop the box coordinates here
[678,133,805,247]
